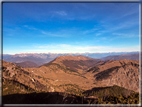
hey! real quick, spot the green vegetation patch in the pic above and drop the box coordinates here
[82,85,133,98]
[2,83,140,104]
[58,84,84,95]
[96,92,139,104]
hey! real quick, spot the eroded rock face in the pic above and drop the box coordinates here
[95,60,139,92]
[2,64,20,79]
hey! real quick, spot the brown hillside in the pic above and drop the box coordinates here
[2,61,47,92]
[42,55,102,74]
[2,56,140,104]
[84,59,139,92]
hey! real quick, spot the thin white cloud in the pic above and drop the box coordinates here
[33,44,140,53]
[80,16,138,37]
[55,11,67,16]
[50,11,67,17]
[4,44,139,54]
[95,19,139,37]
[114,8,139,21]
[107,33,139,41]
[40,27,81,38]
[121,10,138,18]
[23,25,37,30]
[40,30,68,37]
[112,33,139,38]
[83,28,99,34]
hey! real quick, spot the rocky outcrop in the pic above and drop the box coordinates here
[2,61,47,91]
[93,59,139,92]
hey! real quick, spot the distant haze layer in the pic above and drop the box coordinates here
[2,52,139,66]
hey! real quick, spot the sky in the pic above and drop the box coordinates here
[3,3,140,54]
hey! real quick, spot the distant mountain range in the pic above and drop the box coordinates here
[2,52,139,68]
[101,53,139,61]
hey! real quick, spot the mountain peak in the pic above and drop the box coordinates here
[54,55,93,63]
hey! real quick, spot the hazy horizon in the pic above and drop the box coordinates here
[3,51,140,55]
[3,3,140,54]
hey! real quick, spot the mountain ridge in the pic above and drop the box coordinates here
[101,53,139,61]
[2,52,139,66]
[2,54,140,104]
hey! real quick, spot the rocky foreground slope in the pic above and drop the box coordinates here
[2,61,46,92]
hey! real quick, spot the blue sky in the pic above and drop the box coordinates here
[3,3,140,54]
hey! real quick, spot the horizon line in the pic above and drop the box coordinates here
[3,51,140,55]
